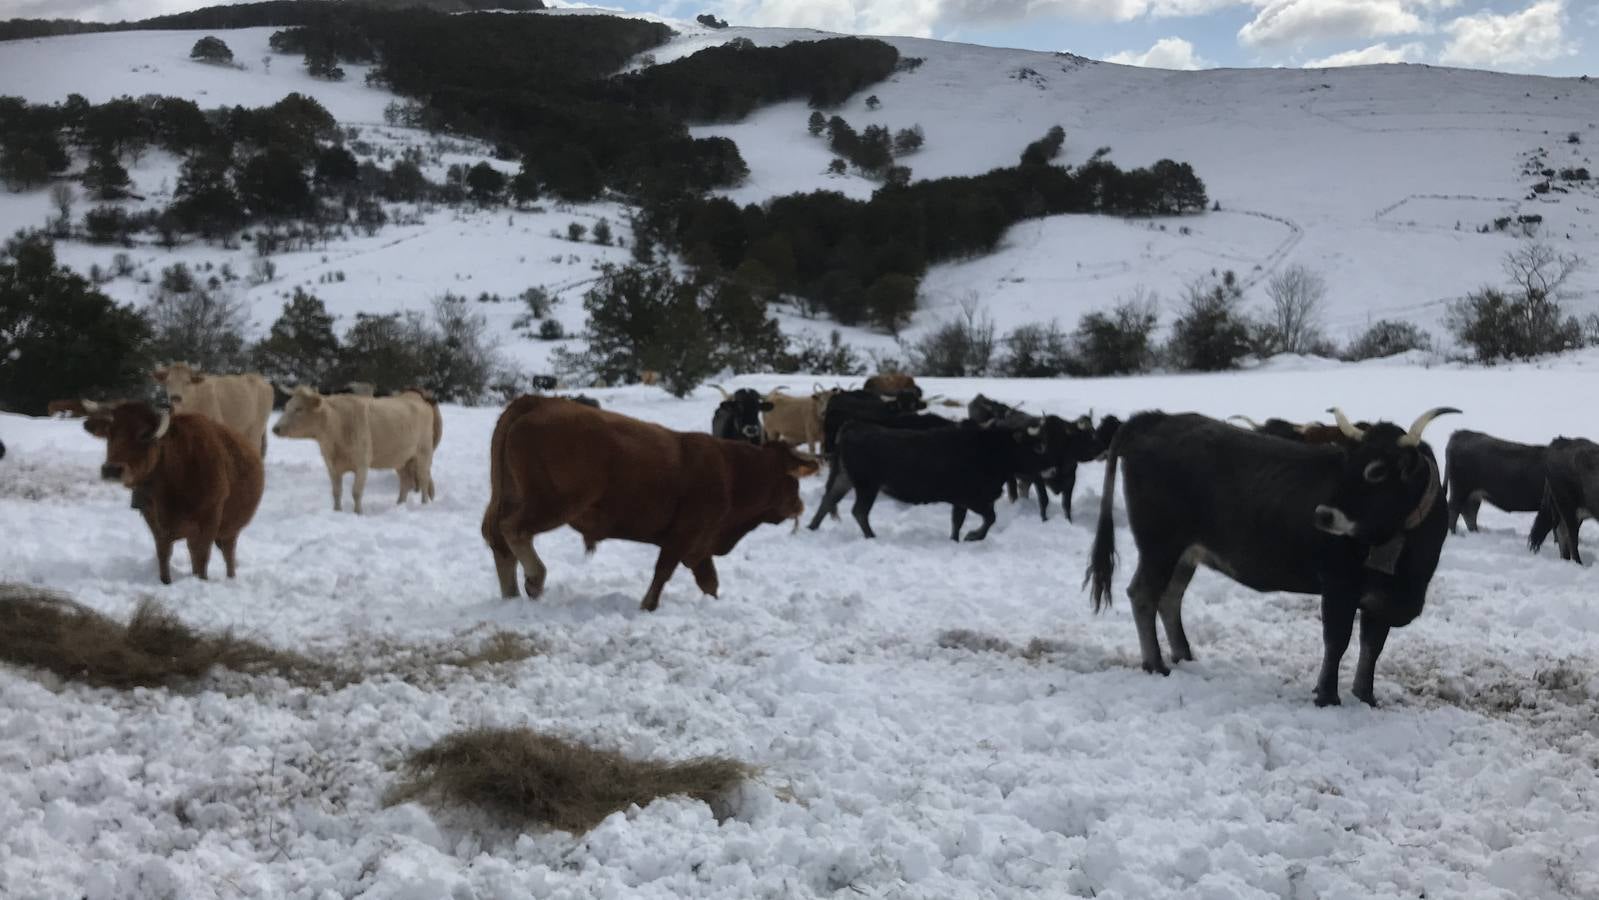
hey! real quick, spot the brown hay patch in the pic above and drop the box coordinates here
[388,727,754,833]
[0,583,339,689]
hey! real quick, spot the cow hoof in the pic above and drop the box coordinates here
[962,532,986,542]
[1141,662,1170,676]
[523,579,543,599]
[1353,689,1378,707]
[1313,691,1342,707]
[159,575,173,585]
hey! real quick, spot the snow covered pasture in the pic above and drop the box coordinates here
[3,360,1599,899]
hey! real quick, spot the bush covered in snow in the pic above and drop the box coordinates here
[1447,244,1588,364]
[1167,270,1252,372]
[1343,319,1434,361]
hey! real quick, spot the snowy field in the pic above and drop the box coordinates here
[4,360,1599,898]
[2,19,1597,370]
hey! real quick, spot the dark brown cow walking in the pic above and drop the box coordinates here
[482,396,818,611]
[86,402,265,584]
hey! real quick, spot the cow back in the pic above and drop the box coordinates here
[363,394,435,468]
[152,413,265,532]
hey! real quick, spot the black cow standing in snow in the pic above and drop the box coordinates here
[710,386,771,445]
[1444,430,1554,534]
[968,395,1106,521]
[1528,437,1599,564]
[1086,406,1458,707]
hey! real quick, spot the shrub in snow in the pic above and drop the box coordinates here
[1167,270,1252,372]
[567,222,587,242]
[538,319,565,340]
[592,218,613,246]
[778,330,866,376]
[466,162,505,206]
[252,289,341,392]
[905,299,995,377]
[1447,244,1587,364]
[190,36,233,64]
[1071,296,1158,376]
[0,235,150,415]
[1020,125,1065,166]
[1342,320,1433,361]
[145,264,252,374]
[83,146,130,200]
[1259,264,1329,355]
[998,321,1073,378]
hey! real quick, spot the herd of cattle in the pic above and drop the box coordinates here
[7,365,1595,707]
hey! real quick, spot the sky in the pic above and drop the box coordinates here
[3,0,1594,76]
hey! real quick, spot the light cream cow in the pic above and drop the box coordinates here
[761,387,836,456]
[271,387,437,514]
[153,363,274,457]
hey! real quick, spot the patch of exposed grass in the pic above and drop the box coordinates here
[388,727,754,833]
[0,583,339,689]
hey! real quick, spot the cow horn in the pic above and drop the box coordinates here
[153,410,171,440]
[1327,408,1365,439]
[1399,407,1461,447]
[80,398,102,414]
[1227,415,1262,430]
[710,384,730,400]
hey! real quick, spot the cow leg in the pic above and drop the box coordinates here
[1061,469,1078,523]
[1313,594,1358,707]
[1462,492,1483,533]
[327,468,344,512]
[962,499,998,541]
[641,547,681,612]
[1006,478,1019,503]
[1445,487,1463,535]
[187,535,214,580]
[1125,561,1172,675]
[154,536,174,585]
[499,524,548,599]
[351,464,369,515]
[1350,612,1391,707]
[690,559,719,598]
[217,535,239,579]
[1034,477,1050,522]
[1158,552,1198,663]
[950,506,967,541]
[851,484,879,539]
[492,547,520,598]
[808,463,852,530]
[396,463,413,505]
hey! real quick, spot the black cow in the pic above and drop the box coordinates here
[710,385,771,445]
[1228,415,1303,442]
[1444,430,1551,534]
[807,412,957,529]
[1085,406,1458,707]
[531,374,559,391]
[820,388,928,455]
[968,396,1105,520]
[1528,437,1598,563]
[814,418,1050,541]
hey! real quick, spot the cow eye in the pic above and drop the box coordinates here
[1363,461,1388,483]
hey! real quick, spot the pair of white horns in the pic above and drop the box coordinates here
[1328,406,1461,446]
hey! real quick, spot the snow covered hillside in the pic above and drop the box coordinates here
[4,362,1599,898]
[2,15,1596,369]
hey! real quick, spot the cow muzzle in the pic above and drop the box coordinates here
[742,425,761,439]
[1314,505,1357,537]
[101,463,124,482]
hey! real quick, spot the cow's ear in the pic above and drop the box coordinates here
[760,401,774,412]
[83,416,111,438]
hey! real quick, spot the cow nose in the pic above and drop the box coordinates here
[101,463,123,481]
[1314,508,1334,530]
[271,424,283,436]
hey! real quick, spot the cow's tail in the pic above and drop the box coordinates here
[482,396,539,555]
[1084,427,1123,613]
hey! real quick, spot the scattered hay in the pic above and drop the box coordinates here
[452,631,540,669]
[388,727,754,833]
[0,583,339,689]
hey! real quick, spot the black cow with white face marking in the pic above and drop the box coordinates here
[710,385,772,445]
[1528,437,1599,563]
[1085,406,1458,707]
[1444,430,1552,534]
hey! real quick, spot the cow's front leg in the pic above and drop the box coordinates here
[1350,612,1391,707]
[1314,593,1358,706]
[154,535,174,585]
[327,466,344,512]
[690,559,719,597]
[351,464,368,515]
[1034,477,1050,522]
[641,547,681,611]
[962,499,997,541]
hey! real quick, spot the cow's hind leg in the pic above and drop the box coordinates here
[690,558,719,597]
[1126,557,1177,675]
[851,484,880,539]
[1463,491,1484,533]
[808,463,852,531]
[641,547,682,612]
[351,464,369,515]
[187,535,214,581]
[950,505,967,541]
[1158,549,1198,663]
[216,535,239,579]
[1034,477,1050,522]
[497,508,549,599]
[1350,612,1390,707]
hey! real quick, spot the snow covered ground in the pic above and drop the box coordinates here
[3,18,1597,369]
[4,360,1599,898]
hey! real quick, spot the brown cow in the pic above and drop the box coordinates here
[272,387,437,514]
[483,396,819,611]
[761,387,835,456]
[84,402,264,584]
[154,363,275,457]
[863,372,919,396]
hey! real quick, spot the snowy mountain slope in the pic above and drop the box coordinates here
[1,15,1596,364]
[4,361,1599,898]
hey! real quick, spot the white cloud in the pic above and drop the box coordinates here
[1303,40,1426,66]
[1439,0,1574,67]
[1238,0,1427,48]
[1107,36,1211,68]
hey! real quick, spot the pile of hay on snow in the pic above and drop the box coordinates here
[0,583,335,689]
[388,727,754,833]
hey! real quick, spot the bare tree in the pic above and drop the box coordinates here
[48,183,75,237]
[1264,264,1327,354]
[1503,242,1582,302]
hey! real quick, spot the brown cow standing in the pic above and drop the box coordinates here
[863,372,919,395]
[85,402,264,584]
[483,396,819,611]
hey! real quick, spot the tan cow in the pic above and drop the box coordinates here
[761,387,836,456]
[271,387,437,514]
[153,363,274,457]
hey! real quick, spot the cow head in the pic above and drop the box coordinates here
[153,362,204,411]
[1313,407,1460,545]
[273,387,327,439]
[85,402,169,488]
[713,385,771,443]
